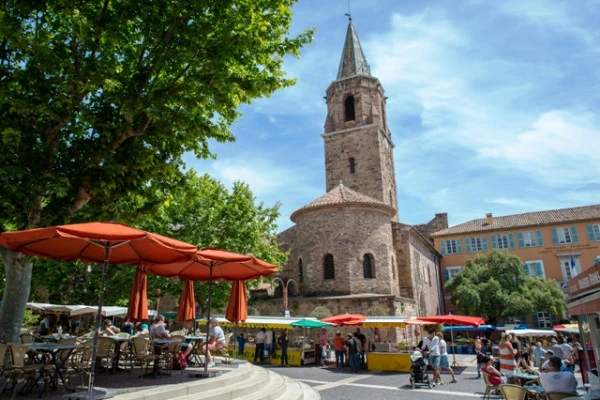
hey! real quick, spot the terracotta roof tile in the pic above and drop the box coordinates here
[290,183,396,222]
[432,204,600,237]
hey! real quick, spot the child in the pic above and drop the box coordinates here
[237,332,247,356]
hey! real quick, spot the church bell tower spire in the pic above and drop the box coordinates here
[323,20,399,219]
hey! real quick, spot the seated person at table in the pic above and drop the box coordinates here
[199,318,225,368]
[135,323,149,335]
[481,355,506,385]
[100,319,120,336]
[519,349,535,373]
[39,314,51,335]
[151,315,192,358]
[540,356,578,395]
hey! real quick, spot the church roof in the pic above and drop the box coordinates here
[336,21,371,79]
[431,203,600,237]
[290,183,396,222]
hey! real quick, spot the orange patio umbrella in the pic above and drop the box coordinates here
[126,266,149,321]
[145,248,277,375]
[0,222,197,395]
[176,280,196,322]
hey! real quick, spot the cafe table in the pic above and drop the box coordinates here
[184,335,206,366]
[27,342,82,389]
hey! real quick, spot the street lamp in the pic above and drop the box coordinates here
[272,278,298,317]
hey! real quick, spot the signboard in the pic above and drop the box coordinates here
[568,262,600,297]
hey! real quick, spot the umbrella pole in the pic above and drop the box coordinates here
[88,244,111,396]
[450,325,458,367]
[204,264,213,374]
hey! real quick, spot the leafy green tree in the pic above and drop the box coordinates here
[0,0,312,343]
[445,250,565,324]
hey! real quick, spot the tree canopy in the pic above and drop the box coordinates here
[445,250,566,324]
[0,0,312,343]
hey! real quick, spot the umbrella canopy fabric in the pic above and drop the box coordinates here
[126,267,149,322]
[443,324,496,332]
[176,280,196,322]
[225,280,248,323]
[417,314,485,328]
[145,248,277,280]
[70,306,129,317]
[0,222,197,265]
[291,318,333,328]
[321,313,367,326]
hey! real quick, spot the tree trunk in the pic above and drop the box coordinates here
[0,249,33,343]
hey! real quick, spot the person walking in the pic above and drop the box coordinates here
[436,332,457,384]
[319,328,329,367]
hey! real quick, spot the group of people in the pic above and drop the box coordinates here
[420,329,458,385]
[246,328,291,366]
[480,332,581,396]
[331,330,365,373]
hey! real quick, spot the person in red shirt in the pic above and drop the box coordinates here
[333,331,346,368]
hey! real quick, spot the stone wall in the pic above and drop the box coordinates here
[279,205,397,296]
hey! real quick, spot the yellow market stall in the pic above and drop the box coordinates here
[196,315,319,366]
[363,317,438,372]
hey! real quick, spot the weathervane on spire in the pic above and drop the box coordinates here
[345,0,352,21]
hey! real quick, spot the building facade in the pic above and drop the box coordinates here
[256,21,444,328]
[431,204,600,327]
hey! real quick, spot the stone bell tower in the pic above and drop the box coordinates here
[323,20,398,219]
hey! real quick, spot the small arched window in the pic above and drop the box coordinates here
[298,258,304,283]
[324,254,335,280]
[344,95,355,121]
[363,254,375,279]
[391,256,396,280]
[349,157,356,174]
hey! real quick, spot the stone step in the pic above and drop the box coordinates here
[237,369,287,400]
[189,366,271,400]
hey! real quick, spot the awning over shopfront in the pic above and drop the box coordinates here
[197,315,315,330]
[361,316,407,328]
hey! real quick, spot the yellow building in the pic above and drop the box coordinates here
[431,204,600,327]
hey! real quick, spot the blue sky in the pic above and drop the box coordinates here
[185,0,600,232]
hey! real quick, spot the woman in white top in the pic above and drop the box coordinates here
[199,318,225,367]
[436,332,457,384]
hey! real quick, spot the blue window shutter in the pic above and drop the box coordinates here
[534,262,543,277]
[587,225,596,242]
[522,264,529,275]
[551,228,559,245]
[465,238,472,253]
[456,239,462,253]
[508,233,516,249]
[444,269,451,283]
[440,240,447,255]
[481,236,488,251]
[518,232,525,248]
[536,230,544,246]
[570,226,579,243]
[491,235,498,249]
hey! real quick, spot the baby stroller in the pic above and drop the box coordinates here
[409,350,433,389]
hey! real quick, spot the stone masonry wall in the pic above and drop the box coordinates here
[279,205,397,297]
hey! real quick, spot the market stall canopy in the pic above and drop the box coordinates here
[291,319,334,328]
[506,328,557,337]
[553,324,581,334]
[321,313,367,326]
[198,315,316,330]
[405,318,437,325]
[361,316,407,328]
[443,325,496,332]
[417,314,485,328]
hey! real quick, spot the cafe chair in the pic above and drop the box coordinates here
[70,340,93,387]
[95,336,117,373]
[482,372,503,399]
[165,339,184,375]
[545,393,583,400]
[500,384,527,400]
[4,343,53,399]
[20,333,37,344]
[217,333,233,364]
[130,337,157,378]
